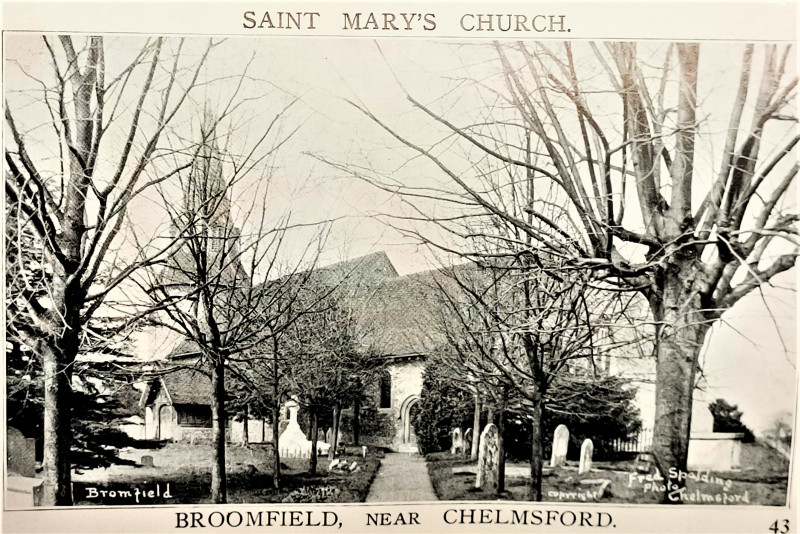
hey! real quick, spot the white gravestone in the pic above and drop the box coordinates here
[278,399,330,458]
[550,424,569,467]
[450,427,464,455]
[579,439,593,474]
[475,423,500,491]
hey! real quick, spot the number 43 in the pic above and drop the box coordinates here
[769,520,790,534]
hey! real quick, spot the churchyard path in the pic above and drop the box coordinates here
[366,452,437,502]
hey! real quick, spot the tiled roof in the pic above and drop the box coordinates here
[158,367,213,405]
[164,251,457,363]
[358,269,449,357]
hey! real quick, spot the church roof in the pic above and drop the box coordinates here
[162,250,455,362]
[142,367,212,407]
[358,269,448,357]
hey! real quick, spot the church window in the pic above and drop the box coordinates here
[379,374,392,409]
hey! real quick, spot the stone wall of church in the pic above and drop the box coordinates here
[337,358,426,451]
[388,359,425,451]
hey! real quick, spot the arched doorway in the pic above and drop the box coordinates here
[399,395,421,449]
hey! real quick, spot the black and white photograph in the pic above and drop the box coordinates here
[2,4,798,531]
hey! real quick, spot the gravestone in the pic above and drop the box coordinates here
[140,455,155,468]
[325,428,332,445]
[475,423,499,491]
[463,428,473,458]
[633,452,658,475]
[450,427,463,455]
[7,427,36,477]
[264,442,276,462]
[317,429,325,442]
[578,439,593,474]
[549,424,569,467]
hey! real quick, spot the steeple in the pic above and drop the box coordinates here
[184,106,230,228]
[161,108,247,291]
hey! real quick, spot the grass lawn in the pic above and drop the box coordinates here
[72,442,382,505]
[425,442,789,506]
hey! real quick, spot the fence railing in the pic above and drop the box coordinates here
[612,428,653,453]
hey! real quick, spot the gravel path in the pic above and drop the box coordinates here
[366,452,437,502]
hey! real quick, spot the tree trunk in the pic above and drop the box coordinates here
[331,404,341,458]
[353,399,361,446]
[271,400,281,489]
[527,396,544,501]
[497,388,507,494]
[310,412,318,475]
[470,394,481,461]
[271,350,281,489]
[243,404,250,447]
[210,358,227,503]
[650,267,711,503]
[41,344,73,506]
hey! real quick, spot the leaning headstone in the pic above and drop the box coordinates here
[7,427,36,477]
[475,423,500,491]
[578,439,593,474]
[140,455,155,468]
[549,424,569,467]
[633,452,658,475]
[463,428,473,458]
[450,427,463,455]
[325,428,332,445]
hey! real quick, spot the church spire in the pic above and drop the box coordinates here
[185,106,229,228]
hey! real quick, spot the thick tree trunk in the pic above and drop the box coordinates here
[471,394,480,461]
[527,397,544,501]
[41,274,83,506]
[353,399,361,446]
[41,344,73,506]
[310,412,319,475]
[210,358,227,503]
[650,267,711,503]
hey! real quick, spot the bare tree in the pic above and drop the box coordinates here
[4,35,218,505]
[135,107,331,501]
[284,287,380,475]
[327,41,797,499]
[432,258,642,500]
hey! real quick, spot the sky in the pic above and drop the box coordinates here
[4,35,797,434]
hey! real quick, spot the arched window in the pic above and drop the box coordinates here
[379,373,392,409]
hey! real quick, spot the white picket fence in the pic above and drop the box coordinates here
[612,428,653,453]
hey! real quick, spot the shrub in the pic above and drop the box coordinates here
[340,405,394,441]
[411,365,474,455]
[709,398,755,443]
